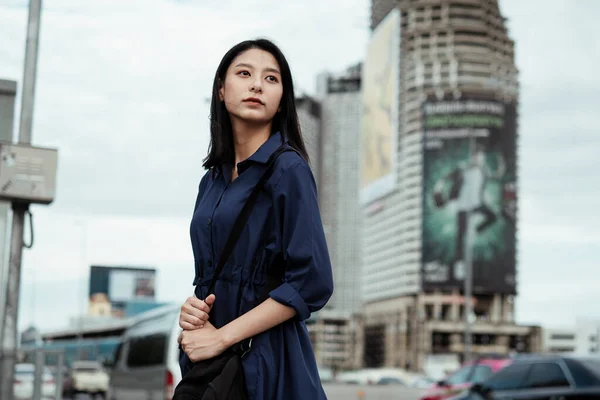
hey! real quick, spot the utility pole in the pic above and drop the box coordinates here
[0,80,17,349]
[0,1,43,399]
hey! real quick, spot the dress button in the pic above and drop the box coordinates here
[207,218,212,225]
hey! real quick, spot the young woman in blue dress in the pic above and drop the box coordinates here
[176,38,334,399]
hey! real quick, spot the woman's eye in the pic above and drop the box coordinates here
[266,76,278,83]
[238,70,250,76]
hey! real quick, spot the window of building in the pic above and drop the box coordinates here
[441,304,451,320]
[455,41,488,48]
[550,334,576,341]
[450,3,480,11]
[449,13,481,21]
[455,30,487,38]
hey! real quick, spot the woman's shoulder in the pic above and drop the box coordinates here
[275,145,308,169]
[270,146,315,189]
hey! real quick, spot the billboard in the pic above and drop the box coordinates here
[88,266,156,318]
[421,94,517,294]
[360,8,400,205]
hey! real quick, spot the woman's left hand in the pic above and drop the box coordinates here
[178,321,228,362]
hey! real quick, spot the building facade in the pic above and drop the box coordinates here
[574,319,600,356]
[360,0,539,372]
[542,328,577,354]
[297,66,363,370]
[542,320,600,356]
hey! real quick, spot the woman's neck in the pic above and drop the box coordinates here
[231,121,272,165]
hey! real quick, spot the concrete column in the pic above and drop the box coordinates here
[502,296,515,323]
[385,320,396,368]
[450,289,460,321]
[433,299,442,320]
[496,335,509,353]
[491,294,502,323]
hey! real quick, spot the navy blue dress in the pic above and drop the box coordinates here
[182,131,334,400]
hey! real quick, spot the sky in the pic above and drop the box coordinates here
[0,0,598,333]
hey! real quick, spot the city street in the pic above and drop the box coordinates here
[324,383,426,400]
[61,384,426,400]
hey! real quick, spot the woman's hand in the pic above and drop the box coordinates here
[179,294,216,330]
[178,320,228,362]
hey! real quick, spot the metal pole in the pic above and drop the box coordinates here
[0,1,42,399]
[0,79,18,366]
[464,215,473,363]
[0,203,27,400]
[76,221,86,361]
[32,349,43,400]
[55,351,64,400]
[18,0,42,145]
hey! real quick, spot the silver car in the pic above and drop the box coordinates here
[108,305,182,400]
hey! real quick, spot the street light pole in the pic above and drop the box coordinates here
[75,220,87,361]
[0,1,43,399]
[463,223,473,363]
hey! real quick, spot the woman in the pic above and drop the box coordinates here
[177,38,334,399]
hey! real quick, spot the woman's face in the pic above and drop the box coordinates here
[219,48,283,126]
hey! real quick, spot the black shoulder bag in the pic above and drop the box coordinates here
[173,146,296,400]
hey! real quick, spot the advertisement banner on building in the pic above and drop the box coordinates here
[421,94,517,294]
[360,8,400,205]
[88,266,156,318]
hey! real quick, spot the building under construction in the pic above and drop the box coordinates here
[359,0,541,372]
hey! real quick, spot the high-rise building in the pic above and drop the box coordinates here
[296,65,363,370]
[360,0,540,371]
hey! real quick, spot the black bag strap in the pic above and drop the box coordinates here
[205,145,299,296]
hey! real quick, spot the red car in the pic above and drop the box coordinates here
[420,357,512,400]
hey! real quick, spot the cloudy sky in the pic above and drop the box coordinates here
[0,0,598,333]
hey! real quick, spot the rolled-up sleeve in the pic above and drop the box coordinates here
[269,162,334,321]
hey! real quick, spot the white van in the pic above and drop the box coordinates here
[108,304,182,400]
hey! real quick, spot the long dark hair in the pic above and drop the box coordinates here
[203,38,309,170]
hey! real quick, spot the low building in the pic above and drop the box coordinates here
[543,319,600,356]
[542,328,577,354]
[306,309,364,372]
[363,291,542,371]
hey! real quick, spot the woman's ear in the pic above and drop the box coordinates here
[218,79,224,102]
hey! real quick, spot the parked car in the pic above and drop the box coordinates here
[63,360,110,398]
[13,363,56,400]
[108,304,182,400]
[421,356,513,400]
[448,355,600,399]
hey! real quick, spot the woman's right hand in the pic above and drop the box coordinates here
[179,294,216,330]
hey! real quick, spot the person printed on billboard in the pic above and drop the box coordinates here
[433,139,505,281]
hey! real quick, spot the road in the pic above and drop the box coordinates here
[63,384,426,400]
[324,383,426,400]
